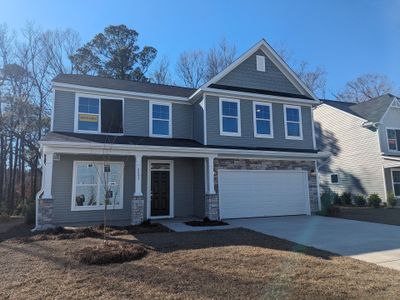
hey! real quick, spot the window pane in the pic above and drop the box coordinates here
[331,174,339,183]
[153,119,169,135]
[75,185,97,206]
[152,104,169,120]
[393,171,400,183]
[256,120,271,135]
[394,183,400,197]
[287,122,300,137]
[76,164,98,185]
[78,114,99,131]
[256,105,270,120]
[98,184,122,206]
[101,99,123,133]
[79,97,99,114]
[223,116,238,133]
[222,101,238,117]
[388,129,396,139]
[389,139,397,150]
[286,107,300,122]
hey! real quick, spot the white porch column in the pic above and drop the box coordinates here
[42,151,54,199]
[207,156,216,194]
[134,154,143,196]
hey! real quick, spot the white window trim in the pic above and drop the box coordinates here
[74,93,124,135]
[386,127,399,152]
[330,173,339,185]
[284,104,303,140]
[149,101,172,138]
[392,169,400,198]
[71,161,124,211]
[219,97,241,137]
[256,55,266,72]
[146,160,174,219]
[253,101,273,138]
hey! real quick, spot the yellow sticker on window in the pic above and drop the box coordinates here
[79,114,98,122]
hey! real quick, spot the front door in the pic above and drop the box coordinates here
[151,170,170,217]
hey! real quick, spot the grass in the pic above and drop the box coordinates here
[1,228,400,299]
[333,206,400,226]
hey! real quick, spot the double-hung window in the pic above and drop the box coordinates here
[220,98,241,136]
[76,95,123,134]
[284,105,303,140]
[72,162,124,211]
[392,170,400,198]
[387,129,399,151]
[253,102,273,138]
[150,102,171,137]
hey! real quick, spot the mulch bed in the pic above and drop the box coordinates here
[332,206,400,226]
[185,220,229,227]
[76,241,147,265]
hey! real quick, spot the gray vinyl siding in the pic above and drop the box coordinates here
[52,90,75,132]
[193,158,205,217]
[123,97,149,136]
[172,103,193,139]
[192,99,205,144]
[52,154,134,226]
[314,104,386,200]
[378,107,400,154]
[216,49,301,95]
[206,95,314,150]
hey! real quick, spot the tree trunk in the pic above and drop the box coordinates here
[10,137,20,213]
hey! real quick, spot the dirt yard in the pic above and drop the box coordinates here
[1,227,400,299]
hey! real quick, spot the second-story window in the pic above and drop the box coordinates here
[219,98,241,136]
[387,129,399,151]
[284,105,303,140]
[76,95,123,134]
[150,102,171,137]
[253,102,273,138]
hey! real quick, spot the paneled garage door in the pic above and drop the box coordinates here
[218,170,310,219]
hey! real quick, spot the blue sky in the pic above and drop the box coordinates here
[1,0,399,96]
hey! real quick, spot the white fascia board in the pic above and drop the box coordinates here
[52,82,191,104]
[40,140,330,160]
[202,88,317,106]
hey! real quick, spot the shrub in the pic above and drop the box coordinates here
[332,192,341,205]
[354,195,367,207]
[388,192,397,208]
[340,192,352,206]
[24,202,36,225]
[368,194,382,208]
[319,191,342,216]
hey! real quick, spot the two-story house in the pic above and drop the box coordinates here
[35,39,327,229]
[314,94,400,202]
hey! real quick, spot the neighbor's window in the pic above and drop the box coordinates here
[72,162,123,211]
[393,170,400,198]
[77,96,123,134]
[284,105,302,139]
[220,98,241,136]
[150,102,171,137]
[330,173,339,184]
[254,102,273,137]
[387,129,398,151]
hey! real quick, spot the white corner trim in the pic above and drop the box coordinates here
[253,101,273,138]
[149,101,172,138]
[283,104,303,140]
[201,94,208,145]
[219,97,241,137]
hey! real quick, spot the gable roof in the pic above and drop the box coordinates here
[53,74,196,98]
[321,94,397,122]
[197,39,318,101]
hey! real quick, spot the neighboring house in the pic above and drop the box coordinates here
[35,39,327,229]
[314,94,400,202]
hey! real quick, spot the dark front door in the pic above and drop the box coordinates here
[151,171,170,216]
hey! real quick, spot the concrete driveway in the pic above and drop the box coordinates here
[228,216,400,271]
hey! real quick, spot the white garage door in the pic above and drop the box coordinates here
[218,170,310,219]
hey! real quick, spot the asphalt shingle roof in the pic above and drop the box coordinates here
[52,74,197,98]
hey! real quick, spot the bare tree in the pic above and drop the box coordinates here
[335,73,395,103]
[176,50,206,88]
[205,37,236,80]
[296,61,327,98]
[151,56,171,85]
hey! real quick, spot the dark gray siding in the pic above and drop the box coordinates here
[172,103,193,139]
[53,90,75,132]
[206,95,314,150]
[52,154,134,226]
[216,49,301,95]
[123,97,149,136]
[193,158,205,217]
[192,99,204,143]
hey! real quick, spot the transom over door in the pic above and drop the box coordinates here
[151,170,170,217]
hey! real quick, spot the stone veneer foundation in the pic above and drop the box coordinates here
[131,195,145,225]
[205,193,219,220]
[37,198,54,229]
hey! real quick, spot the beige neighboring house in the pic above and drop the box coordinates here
[314,94,400,202]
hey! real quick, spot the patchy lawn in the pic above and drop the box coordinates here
[1,229,400,299]
[333,206,400,226]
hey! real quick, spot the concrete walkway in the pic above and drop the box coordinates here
[228,216,400,271]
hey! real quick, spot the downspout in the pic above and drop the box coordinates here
[32,151,44,232]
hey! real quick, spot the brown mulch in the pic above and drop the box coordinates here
[184,220,229,226]
[333,206,400,226]
[76,241,147,265]
[1,228,400,299]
